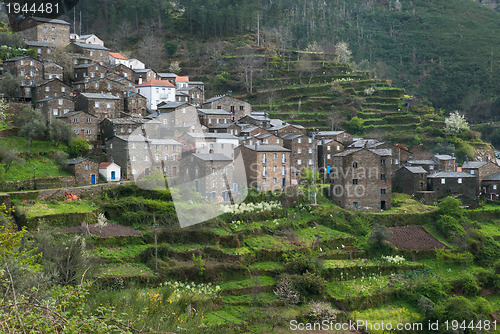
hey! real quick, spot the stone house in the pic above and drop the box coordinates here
[156,102,198,127]
[481,173,500,200]
[70,43,110,65]
[108,64,135,81]
[406,159,440,174]
[73,63,108,81]
[235,144,291,192]
[202,95,251,120]
[77,34,105,46]
[34,79,71,101]
[462,160,500,183]
[267,120,306,137]
[42,61,63,80]
[427,172,478,206]
[158,73,177,84]
[394,166,427,194]
[34,96,74,122]
[134,69,157,85]
[180,153,235,201]
[125,93,148,116]
[74,93,121,120]
[3,56,44,96]
[433,154,456,172]
[67,158,99,185]
[330,148,392,211]
[227,123,252,136]
[251,133,282,146]
[178,86,204,106]
[57,111,99,141]
[22,17,70,46]
[316,130,353,144]
[239,112,272,128]
[105,135,181,179]
[239,125,269,138]
[100,117,143,141]
[318,139,345,179]
[282,134,316,176]
[198,109,233,127]
[26,41,55,58]
[179,132,240,159]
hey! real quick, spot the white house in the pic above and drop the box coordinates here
[136,79,176,112]
[78,34,105,46]
[99,162,121,181]
[128,59,145,70]
[109,52,129,66]
[175,76,189,89]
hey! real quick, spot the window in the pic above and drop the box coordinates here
[132,155,136,161]
[86,129,92,135]
[45,86,50,92]
[263,166,267,176]
[212,168,216,175]
[380,159,386,166]
[297,148,302,154]
[43,27,47,32]
[273,166,277,171]
[327,154,331,159]
[273,178,277,184]
[85,164,90,170]
[37,48,42,54]
[30,60,33,66]
[120,128,124,133]
[106,103,112,109]
[95,102,100,108]
[73,117,79,123]
[132,168,137,174]
[381,189,386,194]
[20,69,25,75]
[381,174,386,180]
[308,148,312,154]
[327,145,331,151]
[353,179,358,185]
[144,155,148,161]
[298,138,302,144]
[394,159,399,165]
[353,202,359,209]
[282,166,286,175]
[441,178,446,184]
[212,181,216,188]
[263,178,267,184]
[353,162,358,168]
[309,159,313,165]
[470,170,475,175]
[52,109,59,116]
[297,159,302,165]
[308,138,312,143]
[91,72,95,78]
[51,26,55,31]
[458,178,462,184]
[58,99,63,105]
[282,154,286,163]
[493,185,497,190]
[263,153,267,163]
[87,118,92,123]
[109,143,113,149]
[61,87,66,92]
[276,138,280,144]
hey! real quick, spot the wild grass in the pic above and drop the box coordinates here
[219,276,275,291]
[350,302,423,333]
[96,263,155,278]
[15,199,96,218]
[4,156,72,181]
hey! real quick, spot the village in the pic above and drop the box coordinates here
[2,16,500,212]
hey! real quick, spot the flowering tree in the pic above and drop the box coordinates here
[445,111,469,134]
[335,42,352,63]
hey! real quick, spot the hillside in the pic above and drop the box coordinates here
[71,0,500,119]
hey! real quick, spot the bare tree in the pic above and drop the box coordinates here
[297,53,316,86]
[327,110,344,131]
[238,51,263,93]
[138,33,164,70]
[169,61,181,74]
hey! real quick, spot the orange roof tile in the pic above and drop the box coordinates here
[109,52,128,60]
[136,80,175,88]
[176,76,189,82]
[99,162,113,169]
[457,167,462,172]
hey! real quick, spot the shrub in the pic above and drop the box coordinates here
[435,296,492,326]
[284,256,318,275]
[292,272,327,299]
[437,197,464,218]
[415,281,451,303]
[435,215,464,238]
[456,273,480,296]
[418,296,435,319]
[308,301,337,323]
[273,276,300,306]
[219,235,240,248]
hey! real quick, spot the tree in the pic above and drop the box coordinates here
[335,42,352,63]
[0,72,22,98]
[0,149,24,173]
[169,61,181,73]
[54,151,69,167]
[68,137,90,158]
[17,107,46,151]
[48,119,73,146]
[238,51,262,93]
[138,33,165,70]
[445,111,469,134]
[343,116,364,134]
[327,110,343,130]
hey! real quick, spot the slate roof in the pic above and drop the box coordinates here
[72,42,110,51]
[402,166,427,174]
[462,161,488,169]
[79,93,120,100]
[484,172,500,181]
[434,154,454,160]
[197,109,231,115]
[317,131,345,136]
[25,41,54,47]
[407,159,438,165]
[68,158,88,165]
[427,172,476,178]
[32,17,71,25]
[241,144,290,152]
[193,153,232,161]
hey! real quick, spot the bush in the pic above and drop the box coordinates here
[435,215,464,238]
[418,296,435,319]
[273,276,300,306]
[435,296,492,327]
[284,256,318,275]
[456,273,480,296]
[67,137,90,158]
[415,281,451,303]
[292,272,327,299]
[437,197,464,218]
[308,301,337,323]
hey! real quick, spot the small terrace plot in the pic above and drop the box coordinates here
[387,226,448,251]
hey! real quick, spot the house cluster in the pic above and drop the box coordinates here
[3,17,499,209]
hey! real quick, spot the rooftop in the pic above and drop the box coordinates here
[462,161,489,169]
[241,144,290,152]
[72,42,110,51]
[427,172,476,178]
[78,93,120,100]
[136,79,175,88]
[193,153,232,161]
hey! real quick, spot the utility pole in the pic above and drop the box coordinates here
[311,130,317,205]
[153,212,158,273]
[257,14,260,46]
